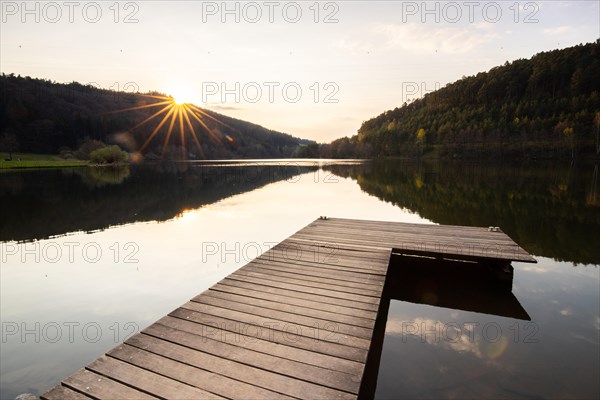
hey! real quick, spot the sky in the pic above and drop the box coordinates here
[1,0,599,143]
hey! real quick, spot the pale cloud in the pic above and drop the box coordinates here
[205,104,244,112]
[473,22,496,31]
[338,23,496,55]
[385,318,484,358]
[523,265,549,273]
[543,26,572,35]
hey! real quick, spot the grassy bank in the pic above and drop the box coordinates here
[0,153,88,169]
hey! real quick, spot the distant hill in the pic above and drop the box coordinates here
[0,74,312,159]
[321,41,600,159]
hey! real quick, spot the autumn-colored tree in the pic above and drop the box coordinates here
[416,128,426,143]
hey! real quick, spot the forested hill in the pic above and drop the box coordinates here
[0,74,312,159]
[321,41,600,159]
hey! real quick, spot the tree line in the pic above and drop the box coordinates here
[321,40,600,159]
[0,74,312,159]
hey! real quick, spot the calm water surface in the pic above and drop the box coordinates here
[0,160,598,399]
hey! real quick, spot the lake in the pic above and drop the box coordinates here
[1,159,598,399]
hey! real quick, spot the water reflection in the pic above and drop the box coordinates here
[386,254,530,320]
[1,163,425,400]
[325,160,600,265]
[375,255,599,399]
[0,160,598,400]
[81,165,131,187]
[317,159,598,399]
[0,162,317,242]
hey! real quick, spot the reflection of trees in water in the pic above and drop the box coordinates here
[0,172,24,196]
[586,164,599,207]
[77,166,131,187]
[0,164,315,242]
[325,160,600,265]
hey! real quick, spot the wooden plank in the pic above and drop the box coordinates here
[294,234,533,263]
[316,219,515,239]
[169,307,369,362]
[202,289,376,331]
[270,240,393,264]
[218,278,380,312]
[61,368,158,400]
[268,238,388,253]
[86,356,225,400]
[252,252,391,286]
[151,316,364,375]
[310,220,519,241]
[256,253,389,275]
[210,283,377,321]
[294,230,527,253]
[177,301,372,350]
[137,323,363,393]
[235,265,383,297]
[303,218,535,262]
[259,246,390,271]
[41,385,95,400]
[305,219,523,245]
[249,258,386,285]
[262,243,390,264]
[192,294,373,339]
[292,230,526,255]
[226,273,380,305]
[285,236,391,253]
[235,263,383,297]
[125,332,356,399]
[107,342,295,400]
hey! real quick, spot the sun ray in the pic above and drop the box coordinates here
[181,105,205,159]
[106,89,235,160]
[129,104,172,131]
[131,93,173,101]
[161,107,179,157]
[178,106,186,159]
[103,99,173,115]
[188,104,237,132]
[185,105,222,144]
[139,105,176,153]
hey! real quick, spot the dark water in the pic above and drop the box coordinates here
[0,160,598,399]
[326,160,600,399]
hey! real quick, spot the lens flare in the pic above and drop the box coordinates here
[484,335,509,360]
[104,92,236,160]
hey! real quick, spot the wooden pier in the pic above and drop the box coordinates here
[41,218,535,400]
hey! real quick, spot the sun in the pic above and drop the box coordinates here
[167,85,199,106]
[105,85,236,160]
[172,93,190,105]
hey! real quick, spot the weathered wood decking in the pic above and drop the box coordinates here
[41,218,535,400]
